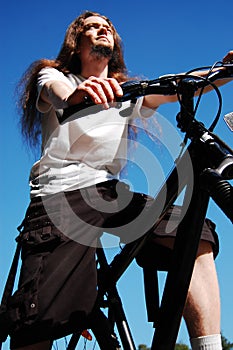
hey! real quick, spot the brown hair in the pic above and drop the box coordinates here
[16,11,129,148]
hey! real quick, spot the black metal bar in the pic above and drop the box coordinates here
[107,285,137,350]
[109,147,193,282]
[67,332,81,350]
[151,154,210,349]
[96,245,137,350]
[149,80,206,349]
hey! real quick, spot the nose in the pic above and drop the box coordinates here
[98,25,108,35]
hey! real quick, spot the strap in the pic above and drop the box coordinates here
[0,240,21,311]
[0,237,21,347]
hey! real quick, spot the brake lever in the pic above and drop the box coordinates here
[224,112,233,132]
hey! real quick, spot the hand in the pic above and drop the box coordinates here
[223,50,233,63]
[75,76,123,109]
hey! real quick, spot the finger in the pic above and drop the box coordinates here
[82,82,111,109]
[83,85,106,104]
[107,78,123,97]
[77,84,102,104]
[88,77,115,102]
[98,80,115,102]
[223,50,233,62]
[89,77,123,100]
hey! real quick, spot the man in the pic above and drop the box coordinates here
[6,11,233,349]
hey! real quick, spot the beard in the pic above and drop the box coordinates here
[90,44,113,60]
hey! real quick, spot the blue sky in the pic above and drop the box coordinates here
[1,0,233,348]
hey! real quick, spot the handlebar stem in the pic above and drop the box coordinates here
[176,78,197,133]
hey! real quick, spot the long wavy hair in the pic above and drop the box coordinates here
[16,11,129,148]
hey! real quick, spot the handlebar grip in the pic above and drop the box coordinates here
[56,99,94,123]
[222,62,233,76]
[56,80,147,123]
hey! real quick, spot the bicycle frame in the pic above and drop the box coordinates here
[65,65,233,349]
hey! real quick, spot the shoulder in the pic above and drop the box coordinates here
[37,68,81,89]
[37,67,69,85]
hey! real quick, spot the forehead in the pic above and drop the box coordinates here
[83,15,111,27]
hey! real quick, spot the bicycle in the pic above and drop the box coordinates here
[63,62,233,350]
[1,62,233,350]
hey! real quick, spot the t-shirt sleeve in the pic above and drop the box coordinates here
[36,67,75,113]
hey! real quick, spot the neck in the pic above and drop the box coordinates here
[81,59,109,78]
[79,48,111,78]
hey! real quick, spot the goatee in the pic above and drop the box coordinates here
[90,44,113,60]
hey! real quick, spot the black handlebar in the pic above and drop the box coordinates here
[56,78,178,123]
[56,62,233,124]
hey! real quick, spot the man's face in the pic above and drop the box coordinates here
[79,16,115,58]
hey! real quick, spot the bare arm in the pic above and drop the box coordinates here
[143,51,233,110]
[40,76,123,110]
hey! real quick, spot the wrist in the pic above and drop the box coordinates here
[66,89,88,106]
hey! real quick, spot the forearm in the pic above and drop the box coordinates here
[189,68,233,90]
[40,76,123,110]
[40,81,76,109]
[40,80,87,109]
[143,93,178,109]
[143,68,232,110]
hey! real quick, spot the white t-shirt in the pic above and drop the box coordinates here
[30,67,153,197]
